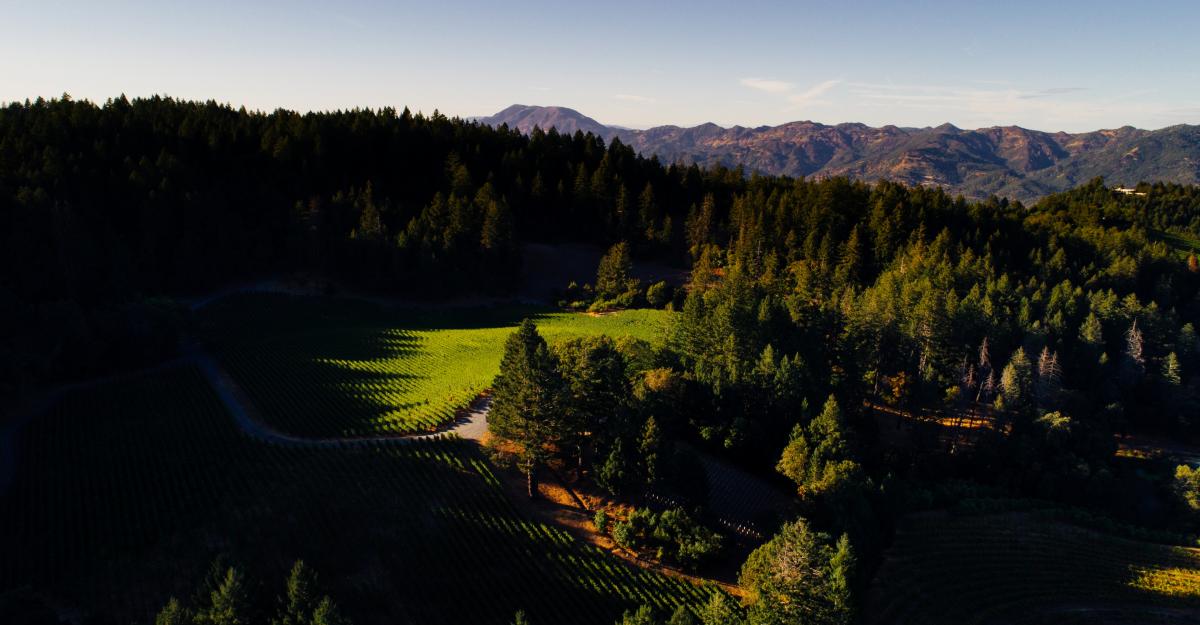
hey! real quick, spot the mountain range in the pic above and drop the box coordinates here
[476,104,1200,203]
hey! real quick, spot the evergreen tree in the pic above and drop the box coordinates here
[1163,351,1183,387]
[617,606,658,625]
[198,567,250,625]
[739,519,854,625]
[310,598,348,625]
[697,594,744,625]
[777,395,861,499]
[489,320,567,497]
[666,605,698,625]
[829,534,856,625]
[998,347,1034,417]
[156,598,195,625]
[273,560,317,625]
[596,242,635,300]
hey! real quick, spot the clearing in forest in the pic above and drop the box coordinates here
[198,294,671,437]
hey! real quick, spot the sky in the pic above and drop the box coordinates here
[3,0,1199,132]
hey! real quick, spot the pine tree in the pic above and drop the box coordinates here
[829,533,857,625]
[777,395,861,499]
[998,347,1034,417]
[666,605,698,625]
[833,225,865,288]
[638,182,659,243]
[156,598,195,625]
[596,242,634,300]
[480,198,515,252]
[698,593,744,625]
[740,519,851,625]
[354,182,384,241]
[310,597,348,625]
[198,567,250,625]
[273,560,317,625]
[1163,351,1183,387]
[489,320,566,497]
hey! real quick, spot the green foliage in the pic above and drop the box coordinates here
[998,347,1035,417]
[617,606,657,625]
[1176,465,1200,518]
[739,519,855,625]
[156,598,195,625]
[597,242,639,302]
[598,438,635,495]
[777,395,862,500]
[309,598,348,625]
[611,508,723,570]
[697,593,745,625]
[490,320,568,494]
[666,605,697,625]
[273,560,334,625]
[198,567,250,625]
[594,509,611,534]
[646,281,673,309]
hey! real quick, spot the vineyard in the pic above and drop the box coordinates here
[866,510,1200,625]
[198,294,671,437]
[0,365,718,625]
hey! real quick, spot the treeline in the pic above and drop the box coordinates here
[0,95,739,396]
[0,94,739,305]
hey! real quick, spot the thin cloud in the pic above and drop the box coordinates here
[614,94,655,103]
[740,77,795,94]
[1019,87,1089,99]
[844,81,1175,131]
[787,79,842,107]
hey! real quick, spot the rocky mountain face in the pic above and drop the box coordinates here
[477,105,1200,202]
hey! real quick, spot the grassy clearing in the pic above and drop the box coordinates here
[1151,229,1200,255]
[199,294,671,437]
[0,365,716,625]
[866,511,1200,625]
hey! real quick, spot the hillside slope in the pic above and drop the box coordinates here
[476,105,1200,202]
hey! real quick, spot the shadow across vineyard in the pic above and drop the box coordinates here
[0,365,717,625]
[197,294,670,437]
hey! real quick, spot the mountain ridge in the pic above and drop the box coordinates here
[475,105,1200,202]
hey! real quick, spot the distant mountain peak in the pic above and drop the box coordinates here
[474,105,1200,203]
[475,104,611,136]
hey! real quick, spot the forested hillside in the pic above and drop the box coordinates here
[4,96,1200,432]
[0,95,730,395]
[4,94,1200,624]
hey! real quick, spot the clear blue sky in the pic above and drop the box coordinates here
[4,0,1199,132]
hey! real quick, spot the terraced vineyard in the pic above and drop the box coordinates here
[0,366,717,625]
[199,294,671,437]
[867,511,1200,625]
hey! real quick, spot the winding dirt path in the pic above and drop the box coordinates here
[0,287,497,496]
[0,348,491,495]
